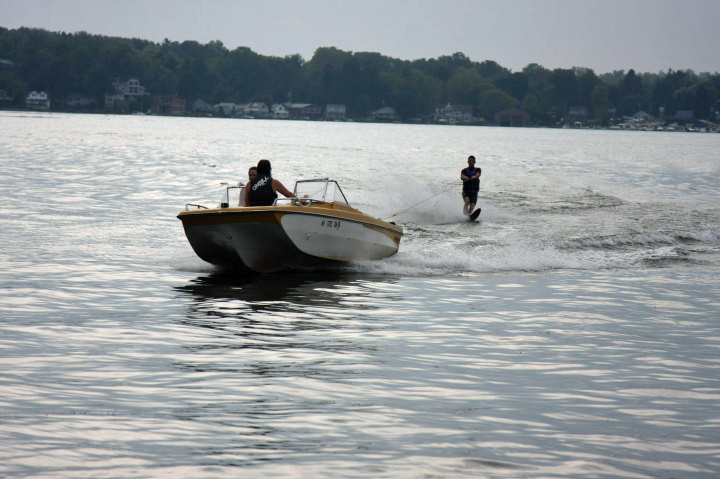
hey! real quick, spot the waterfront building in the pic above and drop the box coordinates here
[271,103,289,119]
[151,95,186,115]
[373,106,399,122]
[26,91,50,110]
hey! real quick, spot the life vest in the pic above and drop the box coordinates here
[248,175,278,206]
[463,167,480,192]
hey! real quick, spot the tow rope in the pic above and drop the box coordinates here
[383,183,458,221]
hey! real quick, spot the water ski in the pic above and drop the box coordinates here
[468,208,481,221]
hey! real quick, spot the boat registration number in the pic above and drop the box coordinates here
[321,219,342,230]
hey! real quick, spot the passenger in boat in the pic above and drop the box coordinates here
[461,155,481,216]
[244,159,294,206]
[241,166,258,206]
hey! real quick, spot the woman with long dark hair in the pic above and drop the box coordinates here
[244,159,294,206]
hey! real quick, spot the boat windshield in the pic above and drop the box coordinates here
[293,178,349,205]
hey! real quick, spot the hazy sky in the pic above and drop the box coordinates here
[2,0,718,74]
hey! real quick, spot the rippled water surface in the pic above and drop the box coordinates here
[1,112,720,478]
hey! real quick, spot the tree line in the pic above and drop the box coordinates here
[1,26,719,125]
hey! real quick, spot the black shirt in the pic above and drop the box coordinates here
[248,175,278,206]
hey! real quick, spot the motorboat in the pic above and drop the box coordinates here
[177,178,403,273]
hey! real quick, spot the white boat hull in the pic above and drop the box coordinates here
[178,205,402,273]
[281,213,400,261]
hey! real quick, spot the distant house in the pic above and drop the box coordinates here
[245,102,269,118]
[151,95,186,115]
[433,103,473,123]
[373,106,399,122]
[192,98,212,114]
[633,110,652,121]
[26,91,50,110]
[494,108,530,127]
[113,78,147,97]
[213,102,240,116]
[0,59,15,70]
[325,104,346,121]
[271,103,289,119]
[285,102,322,119]
[105,78,148,112]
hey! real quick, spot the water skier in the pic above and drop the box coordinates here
[461,155,481,220]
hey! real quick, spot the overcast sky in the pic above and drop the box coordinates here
[2,0,718,74]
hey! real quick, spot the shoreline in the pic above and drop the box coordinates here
[2,108,718,133]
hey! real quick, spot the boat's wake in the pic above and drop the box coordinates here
[353,232,704,276]
[350,180,720,276]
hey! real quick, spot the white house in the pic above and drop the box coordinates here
[26,91,50,110]
[245,102,269,118]
[213,102,239,116]
[374,106,398,122]
[271,103,289,119]
[113,78,146,97]
[192,98,212,113]
[433,103,473,123]
[0,58,16,70]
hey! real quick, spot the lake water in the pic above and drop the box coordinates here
[1,111,719,478]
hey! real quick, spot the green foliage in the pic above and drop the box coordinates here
[0,27,718,124]
[592,84,609,124]
[478,88,519,119]
[447,68,491,105]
